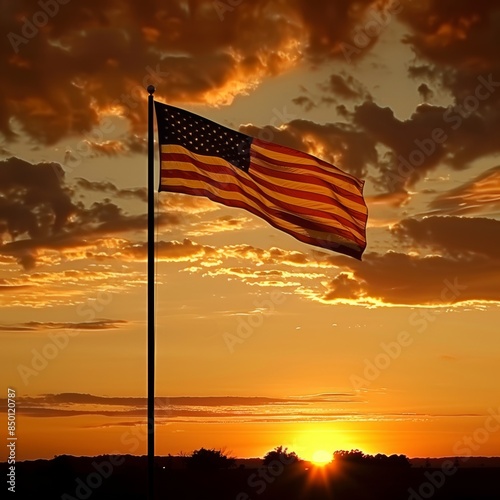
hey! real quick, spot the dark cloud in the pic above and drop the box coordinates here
[294,0,391,62]
[0,281,30,291]
[353,101,452,192]
[350,96,500,196]
[248,79,497,200]
[391,216,500,260]
[319,73,370,101]
[1,0,296,143]
[0,157,75,250]
[292,73,371,111]
[0,391,483,423]
[125,134,148,154]
[7,1,498,204]
[0,319,128,332]
[400,1,499,77]
[319,250,500,305]
[19,392,354,407]
[0,157,180,268]
[291,95,316,112]
[239,123,306,152]
[1,0,401,145]
[63,133,149,166]
[312,216,500,305]
[240,119,377,179]
[76,178,147,202]
[0,391,365,422]
[398,1,500,172]
[417,83,434,102]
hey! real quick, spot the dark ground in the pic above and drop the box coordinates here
[5,455,500,499]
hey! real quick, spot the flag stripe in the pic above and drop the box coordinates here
[162,158,363,252]
[162,146,364,246]
[251,149,366,209]
[253,139,364,194]
[164,169,365,249]
[249,160,367,223]
[154,101,368,258]
[163,182,362,258]
[163,149,365,241]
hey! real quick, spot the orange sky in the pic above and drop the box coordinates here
[1,0,500,463]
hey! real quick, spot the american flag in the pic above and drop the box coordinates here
[154,101,368,259]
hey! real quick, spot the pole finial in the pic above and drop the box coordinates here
[147,85,156,95]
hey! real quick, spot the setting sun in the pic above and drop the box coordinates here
[311,450,332,466]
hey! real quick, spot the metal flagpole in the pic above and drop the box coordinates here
[147,84,156,500]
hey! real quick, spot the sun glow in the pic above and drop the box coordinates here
[311,450,332,466]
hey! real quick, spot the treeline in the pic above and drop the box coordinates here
[183,446,410,470]
[334,449,411,467]
[185,445,299,470]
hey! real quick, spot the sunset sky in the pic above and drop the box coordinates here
[1,0,500,463]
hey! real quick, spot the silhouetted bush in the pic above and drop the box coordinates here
[334,449,410,467]
[263,446,300,466]
[186,448,236,470]
[334,449,365,463]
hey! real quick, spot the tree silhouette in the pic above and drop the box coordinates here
[263,446,300,466]
[333,449,410,467]
[334,449,365,463]
[186,447,236,471]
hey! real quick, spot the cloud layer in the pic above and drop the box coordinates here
[3,0,396,144]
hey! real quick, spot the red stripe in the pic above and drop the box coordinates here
[161,152,366,244]
[163,151,362,221]
[247,163,365,233]
[249,160,367,222]
[160,164,365,248]
[161,183,364,259]
[251,148,365,204]
[253,138,364,188]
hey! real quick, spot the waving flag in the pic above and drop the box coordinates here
[154,101,368,259]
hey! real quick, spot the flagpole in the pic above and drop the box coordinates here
[147,84,156,500]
